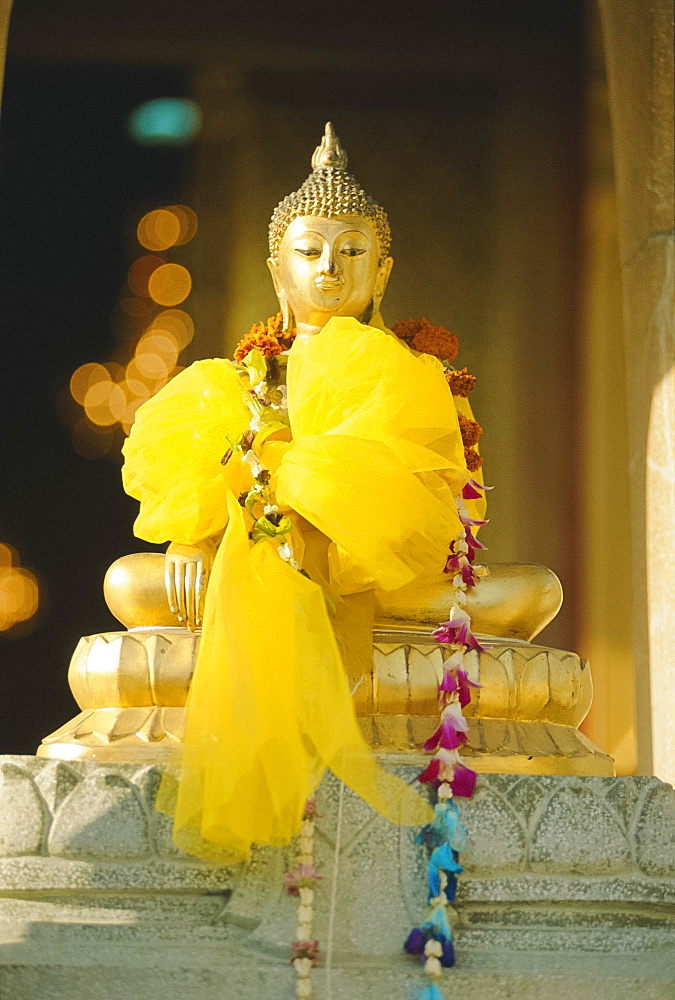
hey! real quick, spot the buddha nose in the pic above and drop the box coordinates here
[319,244,338,275]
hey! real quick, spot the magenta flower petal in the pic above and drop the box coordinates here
[425,717,469,751]
[457,668,481,706]
[423,725,442,752]
[444,553,463,573]
[439,724,467,750]
[450,764,477,797]
[462,482,483,500]
[465,526,487,552]
[418,758,441,784]
[284,863,322,896]
[462,478,491,500]
[445,711,469,733]
[439,673,459,694]
[459,513,489,527]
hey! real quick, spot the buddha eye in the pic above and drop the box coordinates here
[340,247,366,258]
[294,247,321,258]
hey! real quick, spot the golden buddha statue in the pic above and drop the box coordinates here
[105,123,561,641]
[39,123,612,780]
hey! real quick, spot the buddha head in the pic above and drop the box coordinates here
[267,123,394,340]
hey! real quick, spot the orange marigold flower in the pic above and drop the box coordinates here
[233,312,296,362]
[458,413,483,448]
[411,319,458,362]
[391,318,420,345]
[445,367,476,397]
[234,330,283,362]
[464,446,483,472]
[392,317,459,361]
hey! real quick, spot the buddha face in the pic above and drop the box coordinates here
[268,216,393,336]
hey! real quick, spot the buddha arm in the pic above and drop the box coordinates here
[165,534,222,630]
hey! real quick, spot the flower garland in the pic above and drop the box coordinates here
[404,476,489,996]
[285,799,322,999]
[228,348,323,996]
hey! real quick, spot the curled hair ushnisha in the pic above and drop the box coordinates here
[268,122,391,264]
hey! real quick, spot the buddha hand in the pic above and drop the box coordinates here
[165,538,218,630]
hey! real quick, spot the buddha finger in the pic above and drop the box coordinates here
[165,558,178,615]
[175,562,187,624]
[184,561,198,631]
[195,560,205,627]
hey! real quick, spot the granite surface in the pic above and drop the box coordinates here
[0,755,673,999]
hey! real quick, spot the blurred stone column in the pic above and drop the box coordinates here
[186,66,252,362]
[0,0,13,116]
[577,3,636,775]
[598,0,674,779]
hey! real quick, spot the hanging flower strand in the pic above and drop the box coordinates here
[285,799,322,999]
[405,478,489,996]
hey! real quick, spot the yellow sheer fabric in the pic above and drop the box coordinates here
[123,317,474,860]
[122,359,253,544]
[158,495,430,861]
[277,317,469,594]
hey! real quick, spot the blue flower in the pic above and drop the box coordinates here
[441,938,456,967]
[404,927,426,955]
[423,905,452,943]
[417,986,444,1000]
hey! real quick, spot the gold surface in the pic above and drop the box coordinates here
[374,563,562,642]
[105,553,563,643]
[38,627,612,776]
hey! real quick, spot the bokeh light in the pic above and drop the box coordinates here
[137,209,181,251]
[127,98,201,147]
[127,254,165,297]
[169,205,198,245]
[65,205,197,459]
[70,362,110,405]
[147,263,192,306]
[150,308,194,350]
[0,543,40,633]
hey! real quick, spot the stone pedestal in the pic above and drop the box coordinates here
[1,755,673,999]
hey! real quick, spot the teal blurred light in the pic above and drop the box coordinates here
[127,98,201,146]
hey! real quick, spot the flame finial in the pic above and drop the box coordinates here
[311,122,348,171]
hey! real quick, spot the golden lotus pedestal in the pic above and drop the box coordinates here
[38,625,613,776]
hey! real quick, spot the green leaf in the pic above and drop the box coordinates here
[253,419,290,454]
[250,514,292,543]
[245,488,264,518]
[242,348,267,386]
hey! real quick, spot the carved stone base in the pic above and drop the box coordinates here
[38,627,613,776]
[0,756,673,999]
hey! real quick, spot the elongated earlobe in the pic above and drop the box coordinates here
[267,257,294,333]
[373,256,394,314]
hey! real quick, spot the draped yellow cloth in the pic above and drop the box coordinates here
[122,317,471,860]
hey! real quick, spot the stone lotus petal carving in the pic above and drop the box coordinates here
[39,629,610,774]
[47,773,151,860]
[1,756,673,982]
[0,762,47,856]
